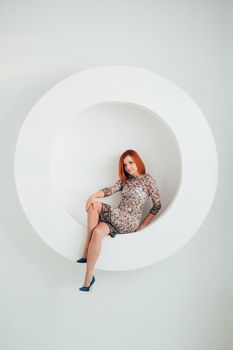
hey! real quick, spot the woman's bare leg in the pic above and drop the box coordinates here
[82,202,102,258]
[83,222,110,286]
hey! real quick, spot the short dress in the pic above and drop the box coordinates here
[98,172,161,238]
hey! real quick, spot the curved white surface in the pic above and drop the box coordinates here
[14,65,218,271]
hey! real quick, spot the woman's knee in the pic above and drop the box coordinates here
[87,202,102,215]
[91,227,104,240]
[92,224,109,239]
[95,202,102,215]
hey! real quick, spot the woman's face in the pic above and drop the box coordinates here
[123,155,140,176]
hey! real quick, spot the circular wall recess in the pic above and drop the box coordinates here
[14,65,218,271]
[49,102,181,227]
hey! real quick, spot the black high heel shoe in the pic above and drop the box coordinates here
[79,276,95,292]
[76,257,87,263]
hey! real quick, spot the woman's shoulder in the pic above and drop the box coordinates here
[116,178,126,186]
[144,172,152,179]
[144,172,157,183]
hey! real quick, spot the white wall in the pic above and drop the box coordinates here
[0,1,232,349]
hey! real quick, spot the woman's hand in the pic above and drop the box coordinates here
[135,222,146,232]
[86,195,97,212]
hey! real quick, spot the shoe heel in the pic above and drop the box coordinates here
[79,276,95,293]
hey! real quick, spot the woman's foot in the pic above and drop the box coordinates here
[79,276,95,292]
[76,257,87,263]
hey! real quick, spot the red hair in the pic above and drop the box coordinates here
[119,149,146,182]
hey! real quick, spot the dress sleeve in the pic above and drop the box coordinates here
[99,179,123,197]
[146,174,162,215]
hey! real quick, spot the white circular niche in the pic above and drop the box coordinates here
[14,65,218,271]
[50,102,181,227]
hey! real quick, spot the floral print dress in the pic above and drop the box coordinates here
[99,172,161,238]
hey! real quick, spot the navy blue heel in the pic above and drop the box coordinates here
[79,276,95,292]
[76,257,87,263]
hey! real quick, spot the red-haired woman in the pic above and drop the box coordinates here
[78,149,161,292]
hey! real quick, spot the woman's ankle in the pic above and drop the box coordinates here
[82,250,88,258]
[84,275,92,286]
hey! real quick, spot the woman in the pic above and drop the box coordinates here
[78,149,162,292]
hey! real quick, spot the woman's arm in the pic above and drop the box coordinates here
[86,180,123,211]
[136,213,156,231]
[146,174,161,216]
[92,190,105,198]
[99,179,123,197]
[136,174,161,231]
